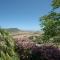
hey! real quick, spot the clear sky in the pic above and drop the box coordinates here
[0,0,52,31]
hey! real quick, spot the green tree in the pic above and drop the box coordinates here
[40,12,60,42]
[40,0,60,43]
[52,0,60,9]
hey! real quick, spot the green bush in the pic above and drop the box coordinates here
[52,36,60,44]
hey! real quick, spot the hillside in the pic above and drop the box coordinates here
[6,28,21,32]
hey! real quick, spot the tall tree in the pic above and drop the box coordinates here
[40,0,60,43]
[52,0,60,9]
[40,12,60,41]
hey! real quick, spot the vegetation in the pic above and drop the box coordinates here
[38,0,60,44]
[6,28,21,33]
[29,0,60,44]
[0,0,60,60]
[52,0,60,9]
[29,36,43,44]
[0,28,19,60]
[22,1,60,49]
[31,45,60,60]
[40,12,60,43]
[17,43,60,60]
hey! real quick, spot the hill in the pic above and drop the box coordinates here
[6,28,21,32]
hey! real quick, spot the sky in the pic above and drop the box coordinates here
[0,0,52,31]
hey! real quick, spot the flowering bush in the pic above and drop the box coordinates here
[31,45,60,60]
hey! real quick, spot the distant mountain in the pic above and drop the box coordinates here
[6,28,21,32]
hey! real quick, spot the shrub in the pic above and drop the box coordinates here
[53,36,60,44]
[31,45,60,60]
[29,36,33,40]
[16,41,60,60]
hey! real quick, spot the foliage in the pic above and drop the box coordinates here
[29,36,43,44]
[39,0,60,43]
[51,36,60,44]
[16,44,32,60]
[52,0,60,9]
[0,28,19,60]
[29,36,34,40]
[17,44,60,60]
[31,45,60,60]
[40,12,60,43]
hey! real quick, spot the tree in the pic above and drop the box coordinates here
[52,0,60,9]
[40,0,60,43]
[40,12,60,42]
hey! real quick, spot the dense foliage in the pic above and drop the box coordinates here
[16,44,60,60]
[39,0,60,43]
[29,36,43,44]
[40,12,60,43]
[31,45,60,60]
[52,0,60,9]
[0,28,19,60]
